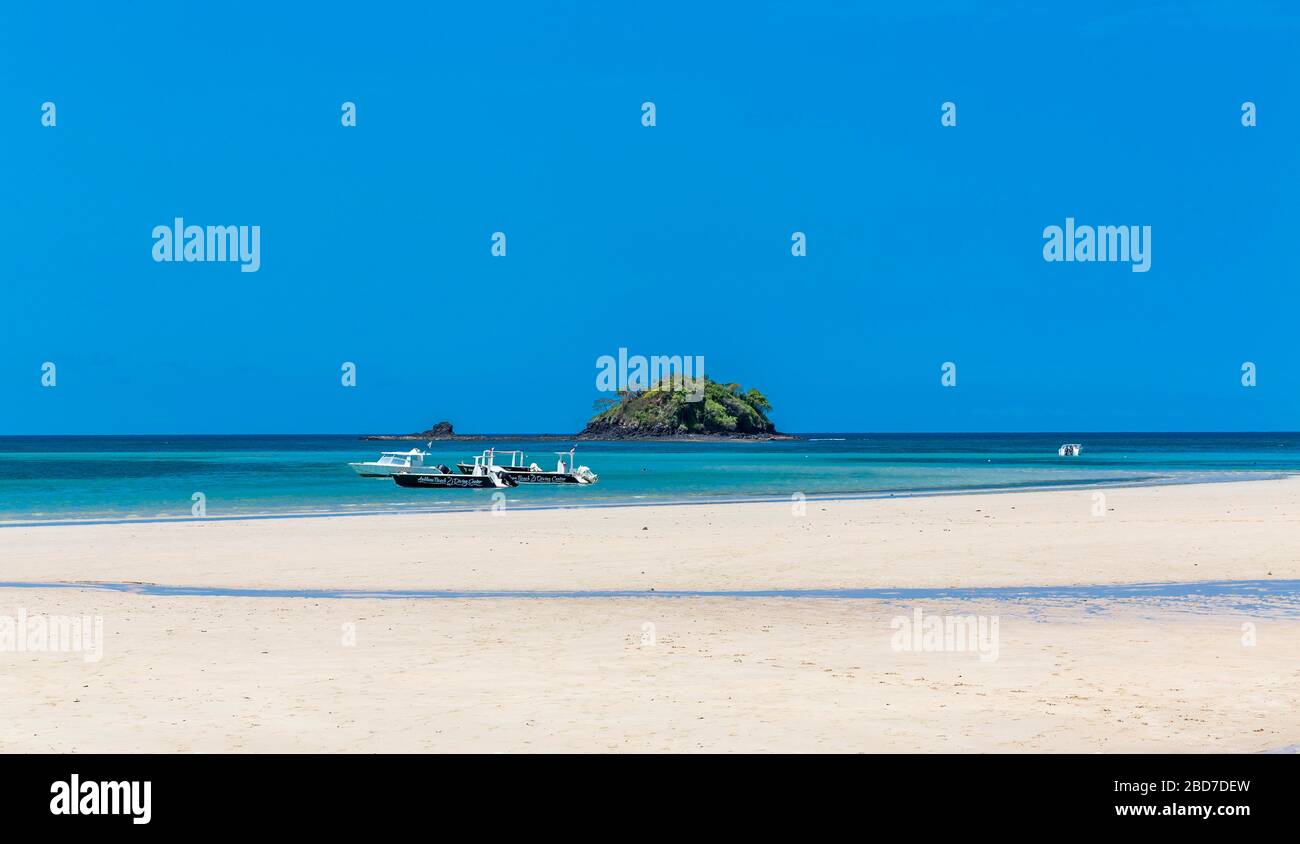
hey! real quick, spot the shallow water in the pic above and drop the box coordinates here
[2,433,1297,524]
[3,578,1299,618]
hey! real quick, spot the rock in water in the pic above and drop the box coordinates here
[425,421,454,438]
[364,420,457,441]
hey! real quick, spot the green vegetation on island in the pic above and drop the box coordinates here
[580,377,788,440]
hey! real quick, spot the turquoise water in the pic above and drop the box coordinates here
[1,433,1297,524]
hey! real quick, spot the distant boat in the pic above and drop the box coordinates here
[1058,443,1082,457]
[457,448,599,485]
[349,448,430,477]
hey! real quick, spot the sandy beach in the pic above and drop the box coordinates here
[2,477,1298,752]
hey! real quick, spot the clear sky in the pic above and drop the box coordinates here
[2,2,1298,434]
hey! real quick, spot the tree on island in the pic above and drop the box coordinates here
[581,377,783,438]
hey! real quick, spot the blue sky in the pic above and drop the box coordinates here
[2,1,1298,434]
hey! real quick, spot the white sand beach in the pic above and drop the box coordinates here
[2,477,1298,752]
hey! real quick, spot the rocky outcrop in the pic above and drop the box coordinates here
[365,420,459,441]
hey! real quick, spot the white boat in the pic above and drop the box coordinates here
[348,448,431,477]
[1058,443,1082,457]
[457,449,529,475]
[457,447,599,484]
[396,448,516,488]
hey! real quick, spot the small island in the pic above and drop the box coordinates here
[366,421,468,441]
[579,377,792,440]
[365,377,792,441]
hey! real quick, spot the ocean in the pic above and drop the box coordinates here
[1,433,1297,525]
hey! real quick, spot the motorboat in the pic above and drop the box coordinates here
[458,447,598,485]
[349,448,430,477]
[1058,443,1082,457]
[393,469,517,489]
[394,449,517,489]
[457,449,526,475]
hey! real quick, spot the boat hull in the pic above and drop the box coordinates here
[457,463,587,483]
[502,471,585,484]
[393,472,516,489]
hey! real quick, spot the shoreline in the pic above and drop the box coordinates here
[1,469,1289,530]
